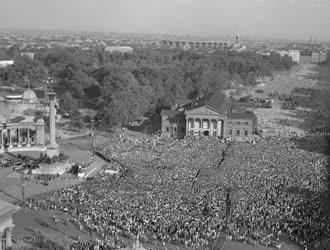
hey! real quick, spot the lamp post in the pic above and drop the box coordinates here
[89,118,96,161]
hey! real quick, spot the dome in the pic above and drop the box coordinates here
[22,89,37,103]
[36,118,45,125]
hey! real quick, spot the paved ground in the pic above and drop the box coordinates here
[0,131,110,249]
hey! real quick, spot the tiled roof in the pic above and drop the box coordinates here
[9,116,26,123]
[227,112,257,120]
[188,91,229,114]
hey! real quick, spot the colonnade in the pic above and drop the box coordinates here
[186,117,224,137]
[0,128,35,149]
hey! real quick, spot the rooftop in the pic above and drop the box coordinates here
[227,112,257,120]
[188,91,230,114]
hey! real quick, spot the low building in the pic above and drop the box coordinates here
[104,46,133,53]
[160,109,186,138]
[288,50,300,63]
[0,114,46,153]
[0,199,19,250]
[0,60,14,68]
[161,92,257,140]
[20,52,35,60]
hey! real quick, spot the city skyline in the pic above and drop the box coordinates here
[0,0,329,41]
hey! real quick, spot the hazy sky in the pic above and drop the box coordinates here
[1,0,330,40]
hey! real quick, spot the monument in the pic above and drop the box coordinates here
[47,92,59,157]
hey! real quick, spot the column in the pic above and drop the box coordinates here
[5,227,13,249]
[218,120,222,137]
[0,130,2,148]
[48,93,58,149]
[186,117,189,136]
[18,129,21,147]
[27,129,30,146]
[8,129,12,148]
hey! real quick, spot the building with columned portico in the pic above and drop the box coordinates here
[161,92,257,140]
[0,88,58,154]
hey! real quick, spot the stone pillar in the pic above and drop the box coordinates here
[218,120,222,137]
[48,93,58,149]
[193,119,197,135]
[17,129,21,147]
[5,227,13,249]
[36,119,45,146]
[27,129,30,146]
[8,129,12,148]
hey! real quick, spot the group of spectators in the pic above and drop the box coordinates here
[27,131,329,249]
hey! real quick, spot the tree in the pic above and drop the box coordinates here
[59,92,78,115]
[70,110,85,131]
[282,55,294,70]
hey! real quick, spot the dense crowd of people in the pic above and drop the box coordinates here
[27,131,329,249]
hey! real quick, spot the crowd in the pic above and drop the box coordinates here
[27,131,329,249]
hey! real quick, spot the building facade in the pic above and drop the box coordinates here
[0,116,46,153]
[161,92,257,140]
[288,50,300,63]
[0,89,58,154]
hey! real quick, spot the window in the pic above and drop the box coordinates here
[237,121,241,125]
[229,130,232,135]
[174,127,177,132]
[166,127,169,132]
[236,130,240,136]
[245,122,249,125]
[245,130,248,136]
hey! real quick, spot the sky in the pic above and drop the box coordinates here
[0,0,330,41]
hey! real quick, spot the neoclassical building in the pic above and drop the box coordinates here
[0,89,58,154]
[0,199,19,250]
[0,115,45,152]
[161,92,257,140]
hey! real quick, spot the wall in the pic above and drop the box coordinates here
[226,119,254,139]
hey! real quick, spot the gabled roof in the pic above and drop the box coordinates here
[9,116,26,123]
[187,91,229,114]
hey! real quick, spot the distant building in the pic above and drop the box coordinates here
[276,50,300,63]
[0,60,14,68]
[20,52,35,60]
[229,32,247,52]
[277,50,289,57]
[288,50,300,63]
[161,92,257,140]
[104,46,133,53]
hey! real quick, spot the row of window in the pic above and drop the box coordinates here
[166,127,185,133]
[229,129,249,136]
[228,121,249,125]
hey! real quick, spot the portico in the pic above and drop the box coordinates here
[186,115,226,137]
[0,118,46,153]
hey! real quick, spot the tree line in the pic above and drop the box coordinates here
[0,46,294,127]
